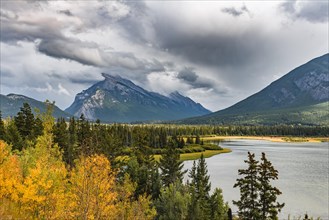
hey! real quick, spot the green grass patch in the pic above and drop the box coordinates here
[282,137,309,142]
[154,148,231,162]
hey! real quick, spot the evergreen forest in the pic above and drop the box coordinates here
[0,102,326,219]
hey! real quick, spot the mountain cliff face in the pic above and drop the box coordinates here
[0,94,70,119]
[178,53,329,125]
[65,73,211,122]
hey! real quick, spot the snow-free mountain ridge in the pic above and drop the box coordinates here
[0,93,70,119]
[178,53,329,125]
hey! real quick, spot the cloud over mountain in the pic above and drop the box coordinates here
[0,1,328,111]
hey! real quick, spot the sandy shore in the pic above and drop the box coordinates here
[202,136,328,143]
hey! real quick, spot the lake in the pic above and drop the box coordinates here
[183,139,329,219]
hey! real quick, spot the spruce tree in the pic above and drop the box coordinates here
[258,152,284,219]
[53,117,70,165]
[156,181,191,220]
[188,161,199,220]
[128,127,160,199]
[188,154,212,220]
[195,154,212,219]
[0,111,5,140]
[159,139,186,187]
[233,152,284,220]
[210,188,229,220]
[77,114,92,155]
[233,152,260,220]
[68,117,78,166]
[14,103,35,138]
[5,120,23,151]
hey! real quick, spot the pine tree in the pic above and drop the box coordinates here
[5,120,24,151]
[126,127,160,199]
[53,118,70,165]
[156,181,191,220]
[14,103,35,139]
[233,152,284,220]
[233,152,260,220]
[77,114,92,156]
[188,154,212,220]
[210,188,229,220]
[0,111,5,140]
[68,117,78,166]
[159,139,186,187]
[195,154,212,219]
[257,152,284,219]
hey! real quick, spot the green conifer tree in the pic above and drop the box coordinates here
[53,117,70,165]
[0,111,5,140]
[233,152,260,220]
[156,181,191,220]
[68,117,78,166]
[210,188,229,220]
[258,152,284,219]
[188,154,212,220]
[5,120,24,151]
[195,154,212,219]
[159,139,186,187]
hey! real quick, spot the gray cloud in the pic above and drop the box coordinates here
[58,9,73,16]
[280,0,329,23]
[0,69,15,78]
[1,3,165,77]
[177,68,198,83]
[153,24,263,69]
[0,1,328,111]
[177,67,227,95]
[221,5,250,17]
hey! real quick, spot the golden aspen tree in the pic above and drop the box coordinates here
[0,140,23,218]
[16,102,67,219]
[66,154,118,219]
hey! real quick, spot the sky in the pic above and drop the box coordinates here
[1,0,328,111]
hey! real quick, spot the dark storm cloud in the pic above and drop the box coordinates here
[177,68,198,83]
[221,5,250,17]
[58,9,73,16]
[69,77,100,85]
[177,67,226,94]
[1,3,165,76]
[280,0,329,23]
[154,25,262,68]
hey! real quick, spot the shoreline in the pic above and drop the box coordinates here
[202,136,328,143]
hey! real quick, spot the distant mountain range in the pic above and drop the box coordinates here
[65,73,211,122]
[0,94,70,119]
[2,54,328,125]
[177,53,329,125]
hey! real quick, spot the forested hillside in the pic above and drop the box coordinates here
[0,102,326,219]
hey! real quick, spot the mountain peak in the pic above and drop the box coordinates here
[7,93,30,100]
[66,74,210,122]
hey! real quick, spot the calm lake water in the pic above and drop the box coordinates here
[183,139,329,219]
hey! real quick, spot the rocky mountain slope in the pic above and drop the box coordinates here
[178,53,329,125]
[0,94,71,119]
[65,73,211,122]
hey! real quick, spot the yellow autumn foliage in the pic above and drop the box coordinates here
[16,132,67,219]
[0,141,157,220]
[0,141,23,218]
[66,154,118,219]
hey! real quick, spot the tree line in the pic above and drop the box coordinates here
[0,102,321,219]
